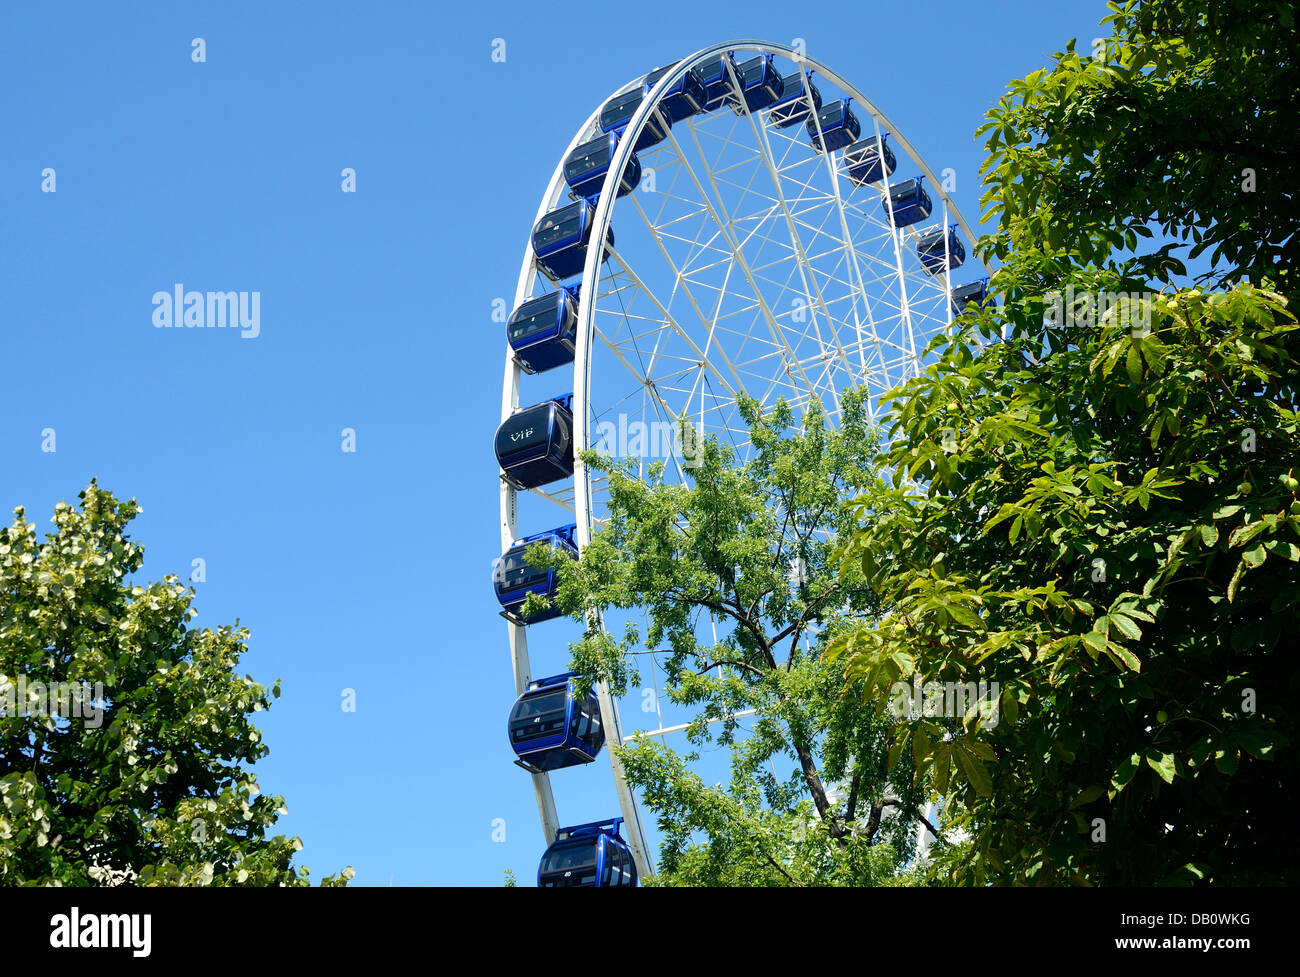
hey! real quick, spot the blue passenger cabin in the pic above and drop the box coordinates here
[532,199,615,282]
[694,52,739,111]
[733,54,784,112]
[951,278,990,316]
[643,62,708,122]
[509,673,605,773]
[495,394,574,490]
[494,524,578,625]
[537,818,637,887]
[807,99,860,153]
[843,133,896,187]
[598,89,671,152]
[915,224,966,275]
[881,177,933,228]
[564,133,641,201]
[508,286,579,375]
[769,70,822,128]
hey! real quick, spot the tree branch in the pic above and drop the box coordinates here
[695,659,767,681]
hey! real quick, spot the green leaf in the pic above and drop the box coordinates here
[946,603,982,628]
[963,738,996,762]
[1000,687,1020,724]
[1227,559,1247,602]
[1109,643,1142,672]
[1265,540,1300,561]
[1109,613,1142,641]
[1070,785,1105,809]
[934,744,952,794]
[1112,753,1142,794]
[955,744,993,797]
[1235,730,1275,760]
[887,732,907,772]
[1146,752,1176,785]
[913,726,932,766]
[1125,344,1143,382]
[1082,630,1108,657]
[890,650,916,678]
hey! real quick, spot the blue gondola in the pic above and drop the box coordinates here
[495,394,574,490]
[951,278,990,316]
[508,286,579,374]
[881,177,933,228]
[915,224,966,275]
[537,818,638,887]
[807,99,860,153]
[494,524,577,625]
[532,199,615,282]
[564,133,641,201]
[509,673,605,773]
[643,62,708,122]
[598,89,671,152]
[733,54,784,112]
[694,52,738,111]
[843,133,896,187]
[769,70,822,129]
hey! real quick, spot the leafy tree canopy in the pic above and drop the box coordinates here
[531,392,931,885]
[0,482,350,886]
[829,0,1299,885]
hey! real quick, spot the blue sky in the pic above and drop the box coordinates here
[1,0,1109,884]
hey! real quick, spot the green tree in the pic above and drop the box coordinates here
[528,392,932,886]
[829,0,1299,885]
[0,482,351,886]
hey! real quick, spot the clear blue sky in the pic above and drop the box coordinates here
[1,0,1108,884]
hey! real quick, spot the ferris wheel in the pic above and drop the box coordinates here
[494,40,990,885]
